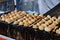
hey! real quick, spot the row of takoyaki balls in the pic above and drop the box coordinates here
[33,15,60,35]
[0,10,60,35]
[0,10,26,23]
[13,14,43,27]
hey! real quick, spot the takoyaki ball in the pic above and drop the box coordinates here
[17,20,20,22]
[10,16,14,19]
[43,24,47,27]
[52,23,56,28]
[26,22,30,26]
[17,19,21,21]
[24,23,29,27]
[9,15,13,18]
[10,17,14,21]
[1,17,5,21]
[56,29,60,34]
[44,17,49,21]
[31,19,35,23]
[23,20,26,22]
[24,16,27,19]
[39,21,44,24]
[37,16,40,19]
[48,24,55,29]
[39,25,44,30]
[14,11,18,15]
[44,27,52,32]
[39,14,43,18]
[29,14,34,16]
[5,19,11,23]
[13,16,17,19]
[8,13,11,16]
[21,11,26,14]
[28,20,32,24]
[26,19,29,22]
[15,15,19,18]
[26,16,29,19]
[19,22,24,25]
[11,11,14,14]
[39,20,45,24]
[40,24,47,29]
[20,20,23,22]
[19,13,23,16]
[45,21,49,26]
[48,20,52,24]
[28,17,32,20]
[36,23,40,26]
[25,18,29,21]
[20,11,26,16]
[47,15,51,19]
[13,21,19,24]
[41,19,45,23]
[26,14,30,17]
[33,25,38,29]
[22,13,26,16]
[50,18,54,22]
[12,13,15,16]
[16,14,20,18]
[53,21,58,25]
[52,16,56,21]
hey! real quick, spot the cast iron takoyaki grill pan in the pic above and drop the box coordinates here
[10,3,60,40]
[0,3,60,40]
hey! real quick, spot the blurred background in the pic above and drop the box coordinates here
[0,0,60,14]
